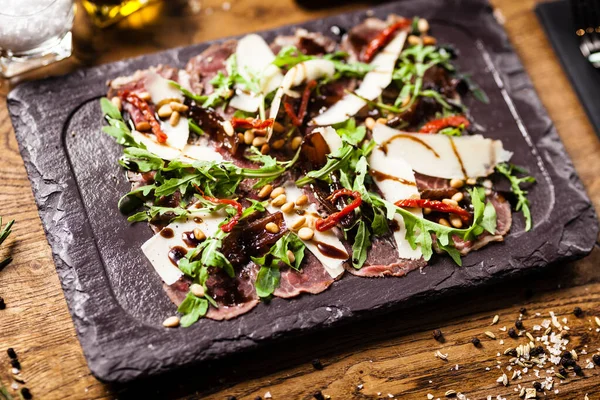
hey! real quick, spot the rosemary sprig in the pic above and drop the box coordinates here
[495,163,536,231]
[0,217,14,269]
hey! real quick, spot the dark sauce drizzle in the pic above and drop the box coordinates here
[370,170,416,186]
[159,228,174,238]
[316,241,348,260]
[168,246,188,266]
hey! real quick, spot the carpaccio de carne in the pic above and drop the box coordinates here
[100,15,535,327]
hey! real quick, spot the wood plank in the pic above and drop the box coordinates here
[0,0,599,399]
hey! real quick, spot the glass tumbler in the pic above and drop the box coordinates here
[0,0,75,78]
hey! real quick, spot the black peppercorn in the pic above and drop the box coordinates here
[515,320,524,330]
[20,388,32,400]
[573,307,583,317]
[313,390,325,400]
[573,364,583,375]
[593,354,600,366]
[532,381,542,391]
[10,359,20,369]
[558,367,567,377]
[519,307,527,314]
[226,396,236,400]
[561,351,573,360]
[561,358,576,367]
[508,328,518,338]
[0,297,5,310]
[433,329,443,342]
[254,397,262,400]
[7,348,17,359]
[530,346,545,357]
[471,337,481,347]
[311,358,323,370]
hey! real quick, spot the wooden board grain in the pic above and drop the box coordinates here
[0,0,599,398]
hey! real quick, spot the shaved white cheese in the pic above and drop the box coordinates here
[177,70,193,92]
[368,148,422,260]
[372,124,513,179]
[144,71,183,103]
[312,30,408,126]
[230,34,284,112]
[180,143,224,162]
[141,209,227,285]
[162,117,189,151]
[313,126,342,153]
[268,184,346,279]
[130,130,182,160]
[268,59,336,139]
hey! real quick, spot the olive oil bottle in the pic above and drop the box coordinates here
[81,0,158,28]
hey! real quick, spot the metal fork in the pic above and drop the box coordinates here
[572,0,600,68]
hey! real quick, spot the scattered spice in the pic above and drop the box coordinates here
[573,307,583,317]
[471,337,481,347]
[519,307,527,314]
[573,364,583,375]
[484,331,496,339]
[226,396,237,400]
[515,320,524,330]
[313,390,325,400]
[491,315,499,325]
[558,367,567,377]
[0,297,5,310]
[433,329,444,342]
[532,381,541,391]
[508,327,518,338]
[10,359,20,369]
[254,397,263,400]
[7,348,17,359]
[311,358,324,370]
[21,388,32,399]
[592,354,600,366]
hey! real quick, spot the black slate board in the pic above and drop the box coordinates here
[7,0,598,383]
[536,0,600,139]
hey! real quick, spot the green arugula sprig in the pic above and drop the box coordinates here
[371,187,497,265]
[100,98,144,149]
[495,163,536,231]
[252,232,306,298]
[0,217,14,269]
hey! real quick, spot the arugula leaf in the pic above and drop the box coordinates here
[0,217,14,269]
[100,97,122,120]
[119,147,164,172]
[495,163,536,231]
[188,119,205,135]
[127,205,189,223]
[251,232,306,297]
[438,126,463,137]
[168,80,208,103]
[333,118,366,146]
[296,144,354,187]
[177,292,209,327]
[351,220,371,269]
[255,266,281,298]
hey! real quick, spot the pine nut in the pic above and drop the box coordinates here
[442,198,459,207]
[193,228,206,241]
[401,96,411,107]
[265,222,280,233]
[162,316,180,328]
[291,136,303,150]
[422,35,437,45]
[273,121,285,133]
[244,130,255,145]
[169,102,189,113]
[408,35,421,46]
[271,194,287,207]
[450,178,464,189]
[270,187,285,199]
[451,192,464,203]
[170,111,180,127]
[253,129,267,137]
[190,283,205,297]
[286,250,295,263]
[291,217,306,231]
[253,137,267,147]
[418,18,429,33]
[272,139,285,150]
[365,117,376,130]
[295,194,308,206]
[136,121,151,132]
[237,133,245,142]
[223,120,234,137]
[376,117,388,125]
[258,184,273,199]
[466,178,477,185]
[261,143,270,155]
[137,91,151,101]
[423,207,432,215]
[449,215,463,228]
[298,227,314,240]
[438,218,450,227]
[111,96,122,111]
[158,104,173,118]
[281,202,295,213]
[483,179,493,189]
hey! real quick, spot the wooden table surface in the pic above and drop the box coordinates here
[1,0,600,398]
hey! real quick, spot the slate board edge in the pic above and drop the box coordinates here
[7,0,598,383]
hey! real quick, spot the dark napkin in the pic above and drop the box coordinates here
[536,0,600,138]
